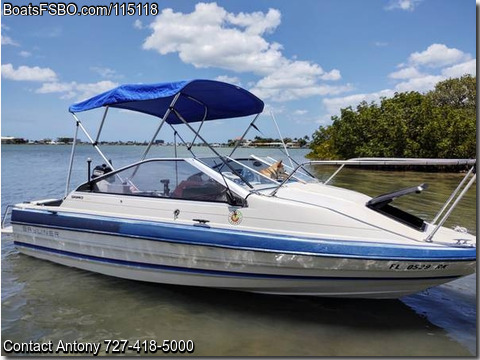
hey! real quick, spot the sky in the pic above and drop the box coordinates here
[0,0,477,143]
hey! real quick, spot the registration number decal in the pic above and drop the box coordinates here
[389,263,448,270]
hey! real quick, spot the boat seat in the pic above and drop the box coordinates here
[172,180,225,201]
[172,180,202,198]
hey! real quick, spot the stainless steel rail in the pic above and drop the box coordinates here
[1,205,14,229]
[268,158,476,243]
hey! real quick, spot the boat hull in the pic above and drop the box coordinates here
[11,214,475,299]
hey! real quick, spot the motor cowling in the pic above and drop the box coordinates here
[91,164,112,179]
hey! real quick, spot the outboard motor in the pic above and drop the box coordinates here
[160,179,170,196]
[91,164,112,179]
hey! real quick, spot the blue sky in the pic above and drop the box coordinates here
[1,0,476,143]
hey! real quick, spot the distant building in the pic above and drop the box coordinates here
[1,136,27,144]
[56,137,74,144]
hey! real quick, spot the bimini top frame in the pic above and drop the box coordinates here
[65,80,265,195]
[69,80,264,123]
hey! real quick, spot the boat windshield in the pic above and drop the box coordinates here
[77,159,241,204]
[250,156,318,184]
[199,156,311,191]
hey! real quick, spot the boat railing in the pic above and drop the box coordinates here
[268,158,476,242]
[1,204,14,231]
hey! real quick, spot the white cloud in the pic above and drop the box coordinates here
[214,75,241,85]
[386,44,475,93]
[143,3,346,102]
[36,82,77,99]
[387,44,475,93]
[76,81,118,100]
[385,0,422,11]
[441,59,476,78]
[3,61,118,100]
[143,3,284,74]
[226,8,281,35]
[19,50,31,58]
[409,43,471,68]
[133,19,144,29]
[1,63,57,82]
[323,89,395,116]
[252,82,352,102]
[320,69,341,81]
[1,34,19,46]
[322,42,476,121]
[90,66,120,79]
[250,60,348,101]
[1,24,19,46]
[32,26,62,38]
[374,41,389,47]
[293,109,308,115]
[394,74,444,93]
[36,80,118,100]
[253,61,325,89]
[388,66,424,79]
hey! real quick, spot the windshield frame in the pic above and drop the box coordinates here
[75,157,252,201]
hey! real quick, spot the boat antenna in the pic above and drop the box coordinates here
[270,110,294,169]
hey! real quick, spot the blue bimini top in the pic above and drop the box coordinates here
[68,79,264,124]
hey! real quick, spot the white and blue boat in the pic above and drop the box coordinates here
[2,79,476,298]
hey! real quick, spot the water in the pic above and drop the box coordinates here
[1,145,476,356]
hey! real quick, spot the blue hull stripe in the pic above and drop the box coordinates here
[11,208,476,261]
[14,241,462,282]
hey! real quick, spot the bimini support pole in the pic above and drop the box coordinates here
[229,113,261,157]
[186,96,208,150]
[172,108,254,188]
[141,92,181,161]
[270,110,294,168]
[173,130,179,188]
[173,130,178,158]
[167,123,196,158]
[65,119,79,197]
[425,172,476,242]
[94,106,109,145]
[72,113,115,171]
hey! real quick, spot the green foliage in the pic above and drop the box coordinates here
[308,124,338,159]
[307,75,476,159]
[56,137,74,144]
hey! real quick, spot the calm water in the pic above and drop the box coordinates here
[1,145,476,356]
